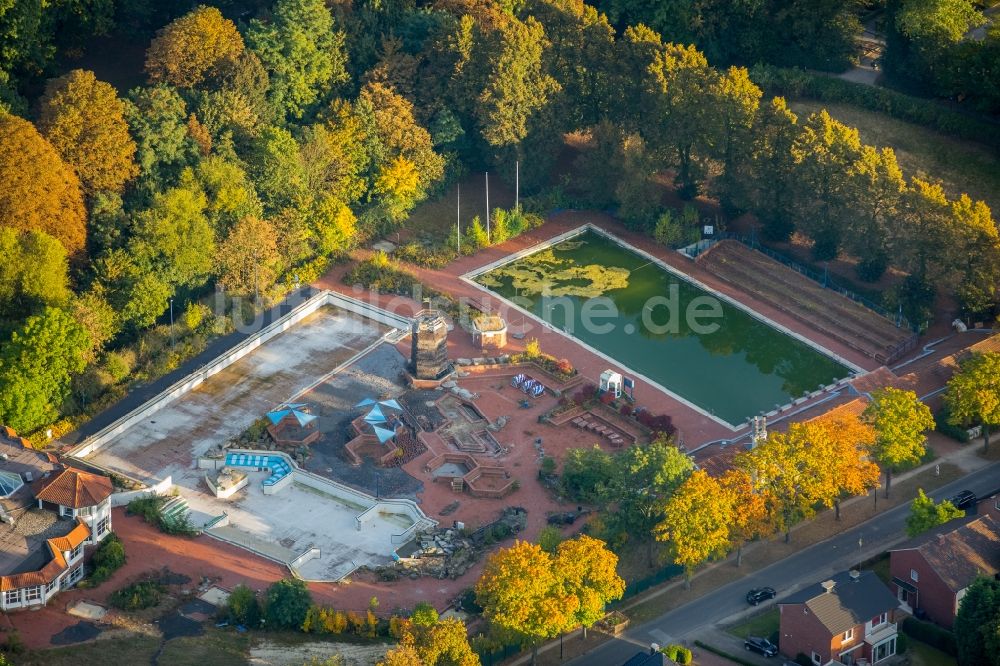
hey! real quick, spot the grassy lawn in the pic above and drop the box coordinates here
[727,609,779,640]
[156,629,251,666]
[402,172,515,244]
[868,553,891,585]
[789,99,1000,215]
[906,638,958,666]
[19,635,161,666]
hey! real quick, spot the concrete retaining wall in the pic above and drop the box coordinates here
[110,476,173,507]
[66,290,412,461]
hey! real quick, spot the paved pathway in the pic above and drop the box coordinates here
[523,442,1000,666]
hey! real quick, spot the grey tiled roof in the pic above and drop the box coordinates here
[781,570,899,635]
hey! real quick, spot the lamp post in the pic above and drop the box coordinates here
[858,535,864,571]
[169,297,175,349]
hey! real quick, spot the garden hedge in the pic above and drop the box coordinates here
[902,616,957,656]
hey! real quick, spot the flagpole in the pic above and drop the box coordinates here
[456,182,461,254]
[515,160,519,212]
[485,171,491,244]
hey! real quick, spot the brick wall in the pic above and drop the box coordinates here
[780,603,835,662]
[889,549,958,628]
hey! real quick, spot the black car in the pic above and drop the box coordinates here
[746,587,777,606]
[948,490,977,510]
[744,636,778,657]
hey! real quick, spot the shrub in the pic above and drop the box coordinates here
[599,391,615,405]
[895,631,908,655]
[674,646,692,665]
[227,584,261,627]
[410,601,438,626]
[573,383,598,406]
[539,456,557,476]
[524,338,542,359]
[902,616,957,656]
[265,578,312,630]
[87,532,125,586]
[935,405,971,442]
[394,242,455,269]
[343,251,417,295]
[619,404,633,417]
[109,580,166,610]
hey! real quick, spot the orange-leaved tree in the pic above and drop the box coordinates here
[720,468,772,567]
[809,409,880,519]
[0,114,86,255]
[379,615,480,666]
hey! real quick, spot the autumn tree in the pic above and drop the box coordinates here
[38,69,137,194]
[906,489,965,537]
[380,616,480,666]
[0,307,90,433]
[554,535,625,637]
[709,66,762,212]
[846,146,906,282]
[248,0,349,118]
[946,352,1000,453]
[216,216,280,300]
[655,469,733,586]
[375,156,421,223]
[145,6,244,88]
[720,469,771,566]
[747,96,800,242]
[809,410,880,519]
[862,387,935,496]
[475,540,573,664]
[0,114,87,255]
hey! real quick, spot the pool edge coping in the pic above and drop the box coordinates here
[460,223,868,432]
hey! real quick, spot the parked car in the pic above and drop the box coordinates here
[744,636,778,657]
[746,587,776,606]
[947,490,977,510]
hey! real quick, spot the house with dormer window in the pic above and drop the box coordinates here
[779,570,900,666]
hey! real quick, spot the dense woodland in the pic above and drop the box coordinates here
[0,0,998,440]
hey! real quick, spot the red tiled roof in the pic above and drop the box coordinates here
[0,519,90,591]
[35,468,112,509]
[898,515,1000,593]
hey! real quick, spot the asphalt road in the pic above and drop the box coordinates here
[568,462,1000,665]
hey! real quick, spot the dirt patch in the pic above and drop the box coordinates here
[50,621,101,646]
[156,612,204,641]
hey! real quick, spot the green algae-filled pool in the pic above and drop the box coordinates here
[474,228,853,427]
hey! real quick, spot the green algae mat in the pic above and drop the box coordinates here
[475,229,853,427]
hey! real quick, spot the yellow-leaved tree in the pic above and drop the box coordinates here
[378,616,480,666]
[655,469,733,587]
[0,113,87,255]
[863,387,935,496]
[145,5,245,88]
[720,468,772,567]
[38,69,138,194]
[554,534,626,638]
[809,409,880,519]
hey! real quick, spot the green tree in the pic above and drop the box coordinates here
[789,110,863,260]
[124,85,198,188]
[463,216,490,252]
[863,387,934,497]
[92,249,170,331]
[643,42,717,198]
[847,146,906,282]
[248,0,349,118]
[0,307,90,433]
[905,489,965,537]
[410,602,439,627]
[134,183,215,288]
[946,352,1000,453]
[475,15,560,150]
[264,578,312,630]
[145,5,245,89]
[38,69,138,194]
[559,445,615,503]
[709,66,762,213]
[747,96,799,242]
[190,157,264,232]
[0,228,70,321]
[608,436,694,566]
[0,113,87,255]
[953,576,1000,666]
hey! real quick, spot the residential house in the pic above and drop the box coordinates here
[889,513,1000,629]
[779,570,900,666]
[0,427,114,611]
